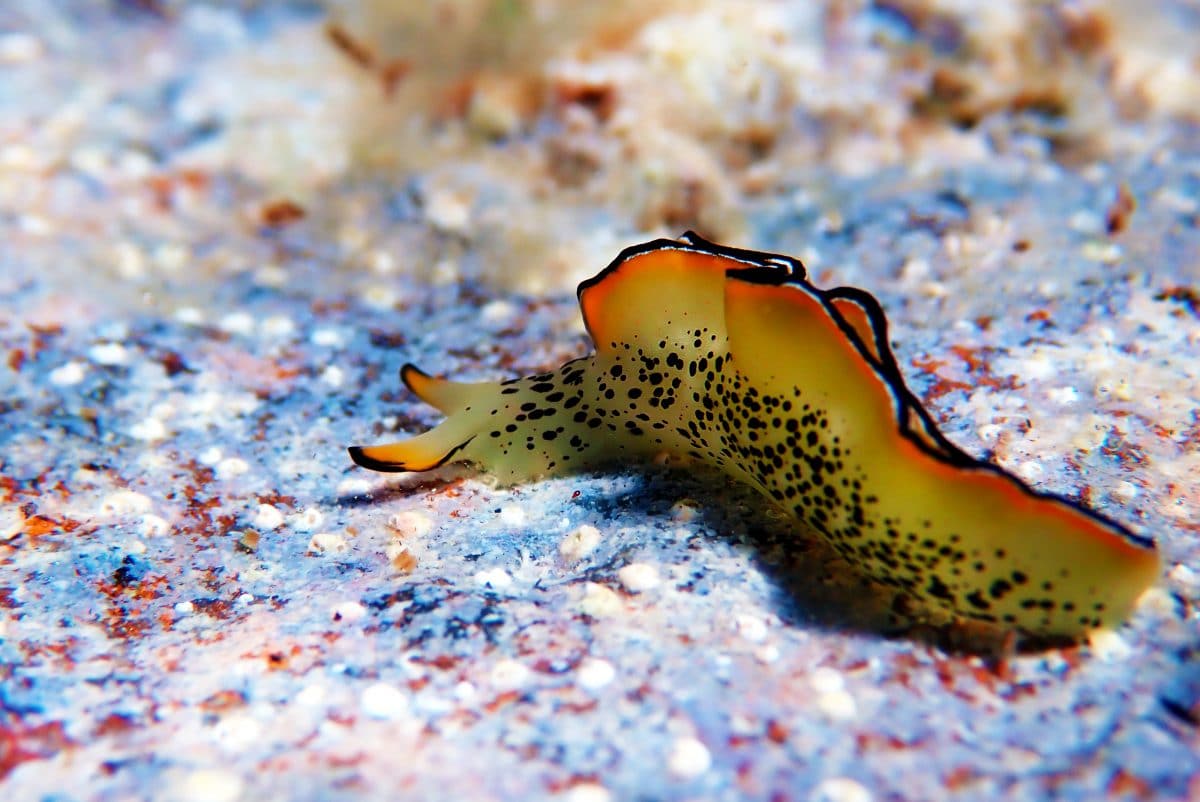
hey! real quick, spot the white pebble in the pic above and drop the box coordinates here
[480,300,516,325]
[1088,629,1132,662]
[810,667,845,694]
[1047,386,1078,405]
[816,689,858,720]
[174,601,194,615]
[154,242,188,273]
[565,784,612,802]
[307,533,348,555]
[320,365,344,388]
[1012,460,1044,484]
[336,477,372,497]
[310,327,344,347]
[295,684,327,707]
[260,315,295,339]
[579,582,622,617]
[576,658,616,690]
[175,307,205,326]
[361,285,397,310]
[49,361,86,386]
[617,563,660,593]
[1112,481,1139,503]
[253,504,284,530]
[361,682,409,720]
[99,490,153,517]
[490,659,530,689]
[735,613,768,643]
[388,510,433,539]
[0,33,44,63]
[215,457,249,480]
[199,447,223,466]
[670,499,700,522]
[812,777,873,802]
[474,567,513,590]
[218,312,255,336]
[667,736,711,779]
[140,513,170,537]
[113,241,146,278]
[88,342,130,366]
[0,507,25,541]
[498,505,527,526]
[1168,563,1199,591]
[291,507,325,532]
[175,770,243,802]
[755,644,781,664]
[559,524,601,562]
[212,713,262,751]
[129,418,168,441]
[425,189,472,232]
[331,601,367,623]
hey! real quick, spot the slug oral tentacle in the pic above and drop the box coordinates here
[349,232,1159,638]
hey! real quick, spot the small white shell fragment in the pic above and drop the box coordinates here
[140,513,170,537]
[670,499,700,522]
[215,457,249,480]
[735,613,768,643]
[49,361,86,386]
[253,504,284,530]
[388,510,433,540]
[319,365,344,388]
[0,507,26,541]
[360,682,410,720]
[212,712,262,750]
[559,524,601,563]
[576,658,616,690]
[88,342,130,366]
[99,490,153,517]
[667,736,712,779]
[260,315,295,339]
[331,601,367,623]
[307,533,348,555]
[816,689,858,720]
[175,769,244,802]
[579,582,622,617]
[291,507,325,532]
[335,477,371,497]
[474,567,513,589]
[1088,629,1132,662]
[617,562,660,593]
[812,777,873,802]
[490,659,530,690]
[129,417,168,442]
[810,667,845,694]
[1112,481,1139,504]
[218,311,255,336]
[565,784,613,802]
[498,505,527,526]
[310,327,344,347]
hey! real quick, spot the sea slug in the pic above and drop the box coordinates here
[349,232,1158,637]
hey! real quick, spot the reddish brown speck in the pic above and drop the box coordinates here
[260,199,306,228]
[200,689,247,713]
[1105,182,1136,235]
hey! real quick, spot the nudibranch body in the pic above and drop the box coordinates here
[350,233,1158,638]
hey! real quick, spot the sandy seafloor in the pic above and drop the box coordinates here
[2,2,1200,801]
